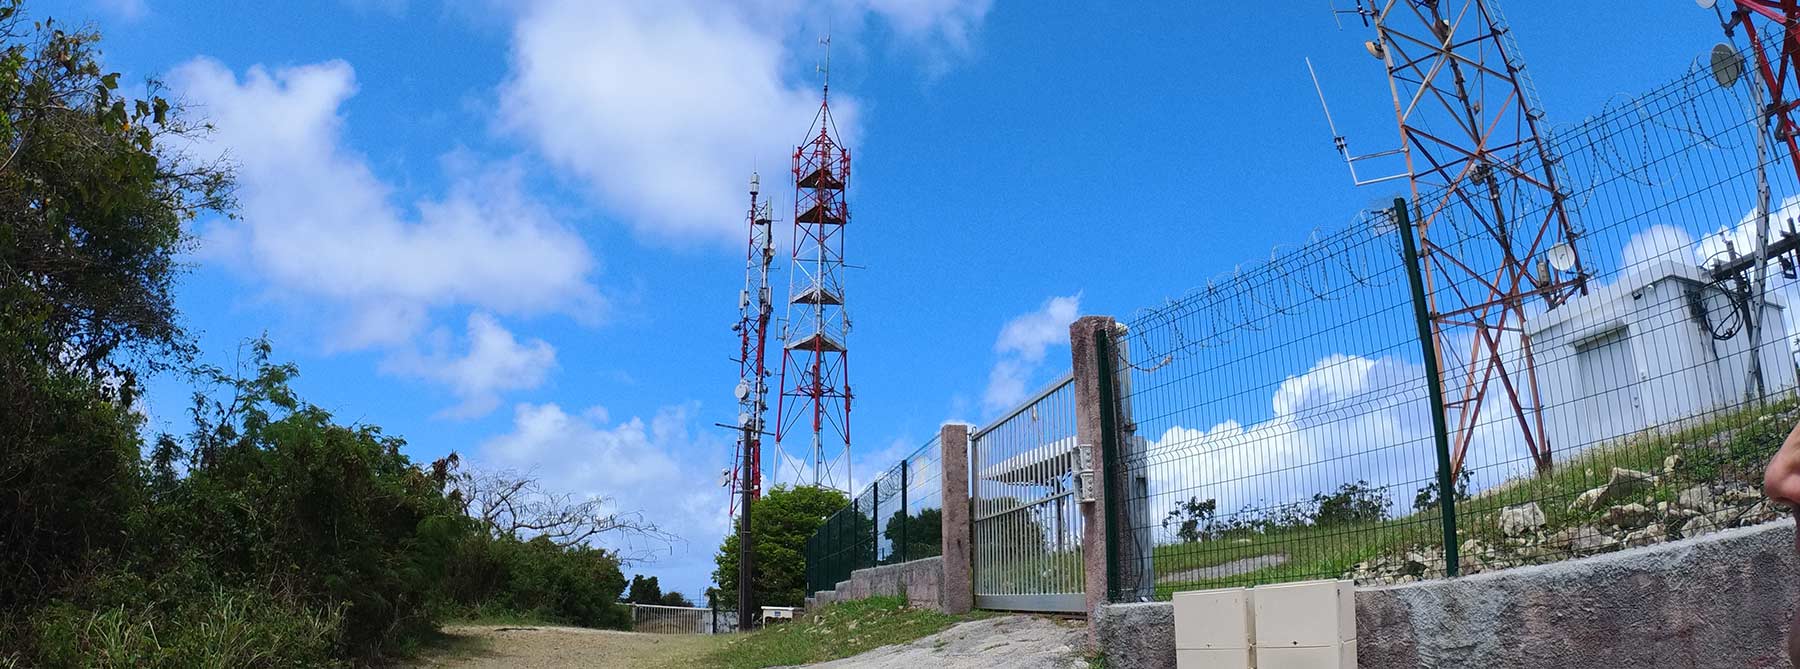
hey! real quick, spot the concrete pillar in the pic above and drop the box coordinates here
[1070,315,1116,628]
[939,422,974,615]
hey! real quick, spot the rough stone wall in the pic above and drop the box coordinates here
[1094,522,1798,669]
[804,556,946,613]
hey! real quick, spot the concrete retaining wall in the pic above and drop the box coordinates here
[805,556,946,612]
[1095,521,1799,668]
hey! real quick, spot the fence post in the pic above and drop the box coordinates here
[900,458,910,564]
[1071,315,1117,625]
[867,478,874,568]
[1395,197,1460,577]
[939,423,974,614]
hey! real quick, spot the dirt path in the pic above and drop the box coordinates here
[407,624,724,669]
[1156,553,1289,584]
[409,616,1089,669]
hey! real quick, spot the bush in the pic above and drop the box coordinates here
[442,534,631,630]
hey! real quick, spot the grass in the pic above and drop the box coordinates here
[699,596,991,669]
[1150,397,1795,595]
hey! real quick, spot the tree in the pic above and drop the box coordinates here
[447,466,672,562]
[1310,480,1391,527]
[1,2,233,612]
[626,575,664,605]
[712,485,847,608]
[1412,467,1474,512]
[883,507,942,563]
[1162,496,1220,543]
[660,591,693,607]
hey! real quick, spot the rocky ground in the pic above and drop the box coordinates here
[1346,456,1791,586]
[784,616,1089,669]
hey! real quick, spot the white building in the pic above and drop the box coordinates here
[1526,261,1796,458]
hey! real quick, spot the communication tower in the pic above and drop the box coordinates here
[1332,0,1587,475]
[775,45,853,492]
[728,173,776,516]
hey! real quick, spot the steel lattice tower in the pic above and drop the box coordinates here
[1356,0,1587,475]
[774,74,853,492]
[729,173,776,517]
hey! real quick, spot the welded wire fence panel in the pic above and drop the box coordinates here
[1430,41,1798,582]
[1119,220,1434,597]
[803,436,944,596]
[1111,44,1798,599]
[970,374,1085,612]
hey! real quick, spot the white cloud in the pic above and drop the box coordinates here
[498,0,855,242]
[495,0,991,242]
[383,312,557,419]
[479,401,731,597]
[96,0,147,21]
[983,294,1080,412]
[1621,224,1697,271]
[169,58,601,350]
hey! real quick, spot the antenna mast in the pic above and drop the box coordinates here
[775,35,853,492]
[1353,0,1586,475]
[728,173,776,517]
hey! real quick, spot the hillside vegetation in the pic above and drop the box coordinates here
[0,5,651,665]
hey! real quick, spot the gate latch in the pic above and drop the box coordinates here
[1075,441,1097,503]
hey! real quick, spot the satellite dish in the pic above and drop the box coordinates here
[1548,242,1576,273]
[734,381,750,400]
[1363,40,1385,60]
[1712,43,1746,88]
[737,411,751,427]
[1698,0,1717,8]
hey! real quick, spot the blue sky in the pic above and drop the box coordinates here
[49,0,1739,599]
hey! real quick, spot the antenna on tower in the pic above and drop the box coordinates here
[1305,57,1406,186]
[818,34,832,98]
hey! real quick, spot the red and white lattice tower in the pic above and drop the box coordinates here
[775,66,853,492]
[728,173,776,517]
[1351,0,1587,475]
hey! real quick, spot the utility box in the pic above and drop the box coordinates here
[1251,580,1356,669]
[1174,587,1253,669]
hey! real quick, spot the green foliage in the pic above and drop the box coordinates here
[1310,480,1390,527]
[714,485,848,608]
[25,586,343,669]
[1413,467,1474,512]
[626,574,665,604]
[1686,415,1789,484]
[0,5,644,666]
[442,534,631,630]
[883,507,943,562]
[1162,497,1220,543]
[661,591,694,607]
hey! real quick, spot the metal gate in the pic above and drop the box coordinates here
[970,373,1086,612]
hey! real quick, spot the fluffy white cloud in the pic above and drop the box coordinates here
[170,58,600,349]
[498,0,856,242]
[983,294,1080,412]
[495,0,991,242]
[383,312,557,419]
[1621,224,1698,271]
[479,402,730,595]
[97,0,148,21]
